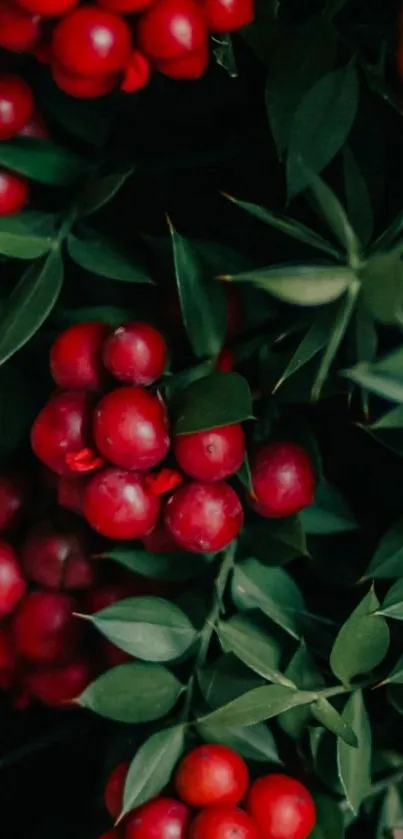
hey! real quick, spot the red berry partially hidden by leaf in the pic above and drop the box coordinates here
[84,467,161,540]
[250,442,315,518]
[164,481,243,553]
[21,523,94,591]
[104,761,129,819]
[25,657,92,706]
[174,424,245,482]
[175,744,249,808]
[0,75,34,140]
[103,323,168,386]
[51,63,118,98]
[246,775,316,839]
[0,169,29,215]
[17,0,78,16]
[125,797,190,839]
[51,322,110,391]
[0,4,41,52]
[52,7,132,77]
[0,541,26,619]
[12,591,80,663]
[138,0,207,60]
[31,391,94,476]
[204,0,254,32]
[189,805,260,839]
[0,471,29,532]
[156,42,209,79]
[93,387,170,471]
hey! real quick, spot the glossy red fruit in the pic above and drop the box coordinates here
[57,474,89,516]
[93,387,170,471]
[246,775,316,839]
[17,0,78,16]
[121,50,150,93]
[175,744,249,807]
[0,541,26,619]
[250,442,315,518]
[0,169,29,215]
[99,0,152,11]
[12,591,80,663]
[52,7,132,77]
[125,797,190,839]
[51,63,118,98]
[138,0,207,60]
[84,467,161,540]
[0,627,16,689]
[165,481,243,553]
[0,471,29,532]
[19,112,49,138]
[21,523,94,591]
[50,322,110,391]
[141,520,179,553]
[156,42,208,79]
[25,657,91,706]
[204,0,254,32]
[0,75,34,140]
[103,323,168,386]
[0,4,41,52]
[31,391,94,476]
[174,424,245,482]
[190,805,260,839]
[105,761,129,819]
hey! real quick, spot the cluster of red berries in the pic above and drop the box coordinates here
[101,744,316,839]
[0,0,254,99]
[0,73,49,215]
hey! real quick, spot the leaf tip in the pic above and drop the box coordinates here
[166,214,174,234]
[218,274,232,283]
[220,191,236,204]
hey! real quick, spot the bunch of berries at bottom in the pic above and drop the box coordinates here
[0,0,254,98]
[100,744,316,839]
[0,73,50,215]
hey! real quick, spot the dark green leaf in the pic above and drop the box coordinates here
[198,654,264,708]
[312,697,358,747]
[343,347,403,404]
[0,214,53,259]
[225,265,353,306]
[377,579,403,620]
[273,303,339,392]
[78,170,133,217]
[330,588,390,685]
[361,252,403,325]
[371,405,403,430]
[381,654,403,686]
[278,641,323,738]
[77,662,182,723]
[337,691,371,814]
[245,516,308,566]
[300,481,357,534]
[103,544,208,581]
[0,362,36,457]
[58,306,133,328]
[365,518,403,579]
[174,373,253,434]
[236,456,253,493]
[67,232,151,284]
[216,616,293,687]
[343,146,374,250]
[121,725,185,817]
[311,283,360,401]
[232,560,306,639]
[303,166,361,265]
[376,785,403,839]
[370,210,403,255]
[310,793,345,839]
[0,248,63,366]
[0,138,87,185]
[197,719,281,764]
[197,684,317,728]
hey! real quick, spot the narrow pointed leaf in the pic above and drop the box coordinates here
[371,405,403,430]
[232,560,306,639]
[377,579,403,620]
[365,518,403,578]
[278,641,323,739]
[174,372,253,434]
[225,265,353,306]
[361,251,403,325]
[310,793,345,839]
[0,214,54,259]
[312,282,359,400]
[67,232,151,283]
[274,303,339,391]
[300,481,357,534]
[337,691,371,814]
[76,662,182,723]
[312,697,358,747]
[216,617,294,687]
[197,719,281,763]
[78,170,133,216]
[330,588,390,685]
[0,137,87,184]
[303,165,361,265]
[197,684,317,728]
[121,725,185,818]
[343,146,374,249]
[103,544,208,582]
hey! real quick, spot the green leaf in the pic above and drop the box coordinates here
[67,232,151,284]
[121,725,185,818]
[77,662,182,723]
[343,347,403,404]
[377,579,403,620]
[58,306,133,328]
[376,785,403,839]
[0,138,87,185]
[0,362,37,457]
[273,303,339,392]
[371,405,403,430]
[0,248,63,366]
[174,373,253,434]
[343,146,374,250]
[169,219,226,358]
[78,170,133,217]
[311,282,360,401]
[85,597,196,662]
[0,214,54,259]
[225,265,353,306]
[216,616,293,687]
[300,481,357,534]
[361,251,403,325]
[232,560,306,639]
[278,641,323,738]
[199,654,264,708]
[371,210,403,255]
[330,588,390,685]
[287,62,359,199]
[197,719,282,764]
[303,166,361,266]
[197,684,317,728]
[337,691,371,814]
[365,517,403,579]
[103,544,208,581]
[383,654,403,686]
[245,516,308,566]
[310,793,345,839]
[312,697,358,747]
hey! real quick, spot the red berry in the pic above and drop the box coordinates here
[50,322,110,391]
[204,0,254,32]
[0,169,29,215]
[19,112,49,138]
[164,481,243,553]
[12,591,80,664]
[100,637,132,668]
[17,0,78,16]
[0,75,34,140]
[141,520,179,553]
[82,581,133,614]
[51,62,118,98]
[93,387,170,471]
[125,797,190,839]
[138,0,207,60]
[99,0,153,11]
[156,42,209,79]
[105,761,129,819]
[25,657,91,706]
[121,51,150,93]
[189,806,260,839]
[84,466,161,540]
[0,541,26,619]
[21,523,94,591]
[175,744,249,808]
[103,323,168,386]
[174,424,245,482]
[0,471,29,532]
[0,4,41,53]
[216,348,234,373]
[52,7,132,77]
[31,391,94,476]
[250,442,315,518]
[246,775,316,839]
[57,474,89,516]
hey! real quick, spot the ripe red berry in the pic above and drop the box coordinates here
[0,627,16,689]
[50,322,110,391]
[174,424,245,482]
[175,744,249,808]
[189,805,260,839]
[103,323,168,386]
[250,442,315,518]
[93,387,170,471]
[25,657,91,706]
[164,481,243,553]
[52,7,132,77]
[141,520,179,553]
[0,541,26,619]
[104,761,129,819]
[31,391,94,476]
[121,50,150,93]
[19,112,49,138]
[246,775,316,839]
[0,75,34,140]
[0,4,41,53]
[125,797,190,839]
[156,42,209,79]
[0,169,29,215]
[138,0,207,60]
[51,63,118,98]
[17,0,78,16]
[204,0,254,32]
[100,637,132,668]
[82,581,134,615]
[84,466,161,540]
[0,471,29,532]
[99,0,153,10]
[21,523,94,591]
[12,591,80,664]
